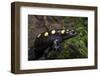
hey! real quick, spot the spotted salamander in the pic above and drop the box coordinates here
[28,29,77,60]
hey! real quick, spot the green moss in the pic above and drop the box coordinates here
[48,17,88,59]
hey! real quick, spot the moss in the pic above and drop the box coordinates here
[47,17,88,59]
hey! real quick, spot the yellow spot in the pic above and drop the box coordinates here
[71,29,74,32]
[51,30,56,34]
[61,30,65,34]
[44,32,48,36]
[37,34,41,38]
[66,29,69,32]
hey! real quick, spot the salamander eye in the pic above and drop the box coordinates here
[51,30,56,34]
[44,32,49,37]
[37,34,41,38]
[61,30,65,34]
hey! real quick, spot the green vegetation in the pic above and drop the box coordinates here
[48,17,88,59]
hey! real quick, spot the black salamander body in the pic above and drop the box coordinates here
[29,29,77,60]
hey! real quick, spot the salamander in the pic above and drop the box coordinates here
[28,29,77,60]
